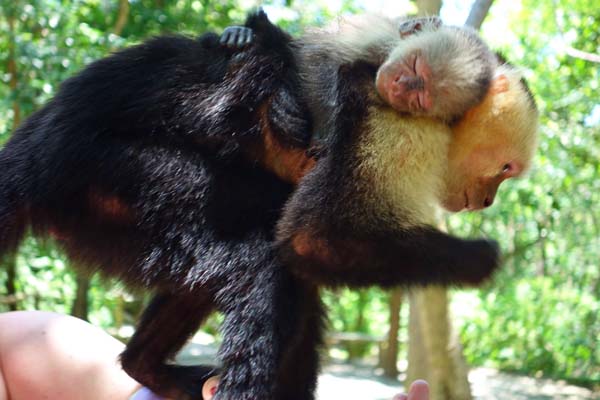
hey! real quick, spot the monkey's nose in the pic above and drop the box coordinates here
[394,75,424,91]
[483,196,494,208]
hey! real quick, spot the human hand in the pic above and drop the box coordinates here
[394,380,430,400]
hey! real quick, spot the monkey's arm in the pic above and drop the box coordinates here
[224,10,314,148]
[277,159,500,288]
[276,61,500,288]
[278,224,500,289]
[51,10,306,154]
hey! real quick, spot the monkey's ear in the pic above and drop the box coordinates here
[490,74,510,94]
[399,16,442,37]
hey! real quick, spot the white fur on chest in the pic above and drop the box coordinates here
[357,107,450,226]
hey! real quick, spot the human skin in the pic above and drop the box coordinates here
[0,311,140,400]
[0,311,428,400]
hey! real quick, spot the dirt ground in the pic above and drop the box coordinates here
[178,340,599,400]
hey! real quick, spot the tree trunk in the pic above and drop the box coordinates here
[71,274,90,320]
[348,290,368,359]
[407,288,473,400]
[405,2,496,398]
[448,329,473,400]
[418,287,451,399]
[406,291,428,384]
[381,288,403,378]
[113,0,130,36]
[465,0,495,29]
[415,0,442,16]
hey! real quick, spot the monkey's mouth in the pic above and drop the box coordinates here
[442,192,466,212]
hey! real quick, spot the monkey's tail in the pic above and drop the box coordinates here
[0,147,29,257]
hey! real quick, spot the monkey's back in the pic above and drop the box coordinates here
[0,30,294,289]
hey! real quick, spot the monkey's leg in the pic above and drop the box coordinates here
[120,293,218,400]
[274,282,324,400]
[212,258,290,400]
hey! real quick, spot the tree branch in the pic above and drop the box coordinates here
[562,45,600,64]
[502,237,544,263]
[465,0,494,30]
[7,14,21,127]
[113,0,130,36]
[552,2,600,64]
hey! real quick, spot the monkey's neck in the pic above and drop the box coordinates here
[292,43,380,145]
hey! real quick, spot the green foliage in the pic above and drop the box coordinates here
[450,0,600,384]
[323,288,391,359]
[458,277,600,383]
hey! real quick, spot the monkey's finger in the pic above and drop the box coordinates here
[244,30,254,45]
[226,30,239,48]
[237,27,253,47]
[220,26,244,47]
[219,28,232,45]
[236,30,248,48]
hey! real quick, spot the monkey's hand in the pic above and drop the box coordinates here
[458,238,502,285]
[305,145,327,160]
[220,26,254,49]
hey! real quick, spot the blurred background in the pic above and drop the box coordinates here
[0,0,598,398]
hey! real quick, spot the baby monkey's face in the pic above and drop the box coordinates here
[376,49,433,115]
[375,22,496,122]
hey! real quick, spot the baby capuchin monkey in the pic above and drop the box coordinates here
[298,14,496,123]
[277,61,539,288]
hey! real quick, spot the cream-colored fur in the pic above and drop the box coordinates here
[298,16,538,224]
[357,107,450,227]
[450,65,539,177]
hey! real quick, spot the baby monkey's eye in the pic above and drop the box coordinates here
[502,163,512,173]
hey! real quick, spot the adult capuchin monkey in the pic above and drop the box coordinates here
[228,13,537,287]
[0,10,537,400]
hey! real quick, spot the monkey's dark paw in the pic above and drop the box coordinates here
[169,365,221,400]
[458,239,501,285]
[220,26,254,49]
